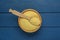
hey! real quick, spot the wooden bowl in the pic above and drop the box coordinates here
[18,9,42,33]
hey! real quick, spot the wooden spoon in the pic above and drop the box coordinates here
[9,9,31,20]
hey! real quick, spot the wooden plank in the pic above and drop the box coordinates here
[0,28,60,40]
[0,13,60,28]
[0,0,60,12]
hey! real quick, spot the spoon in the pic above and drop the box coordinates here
[9,9,31,20]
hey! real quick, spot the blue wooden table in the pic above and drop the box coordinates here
[0,0,60,40]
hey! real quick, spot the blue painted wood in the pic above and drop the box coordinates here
[0,28,60,40]
[0,13,60,27]
[0,0,60,12]
[0,0,60,40]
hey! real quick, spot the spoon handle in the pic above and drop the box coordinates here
[9,9,30,20]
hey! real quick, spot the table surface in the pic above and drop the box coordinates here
[0,0,60,40]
